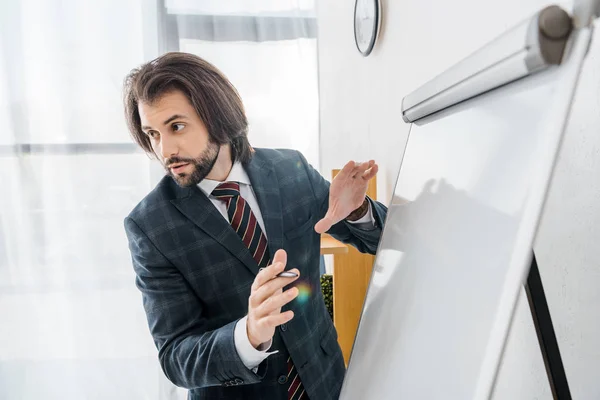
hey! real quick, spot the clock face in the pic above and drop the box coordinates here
[354,0,379,56]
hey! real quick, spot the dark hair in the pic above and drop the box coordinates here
[123,52,252,164]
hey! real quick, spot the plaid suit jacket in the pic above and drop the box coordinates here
[125,148,387,399]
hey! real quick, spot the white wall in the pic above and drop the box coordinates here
[317,0,600,398]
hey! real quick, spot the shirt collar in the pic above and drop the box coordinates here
[197,161,251,198]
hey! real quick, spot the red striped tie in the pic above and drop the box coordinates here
[213,182,308,399]
[212,182,270,269]
[287,356,308,399]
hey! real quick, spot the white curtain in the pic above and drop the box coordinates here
[0,1,318,399]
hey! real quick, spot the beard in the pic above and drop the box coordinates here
[164,141,220,187]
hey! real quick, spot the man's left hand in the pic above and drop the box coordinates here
[314,160,379,234]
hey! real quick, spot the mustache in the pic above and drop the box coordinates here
[165,156,195,167]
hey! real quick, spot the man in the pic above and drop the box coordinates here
[123,52,387,400]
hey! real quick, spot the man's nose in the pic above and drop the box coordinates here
[160,134,178,161]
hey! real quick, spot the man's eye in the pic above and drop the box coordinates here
[172,123,185,132]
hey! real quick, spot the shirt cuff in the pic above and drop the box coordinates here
[346,201,375,228]
[234,316,278,371]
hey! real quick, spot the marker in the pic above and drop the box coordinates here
[276,271,299,278]
[259,267,299,279]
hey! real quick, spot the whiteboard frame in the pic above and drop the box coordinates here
[401,6,573,123]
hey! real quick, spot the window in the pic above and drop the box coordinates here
[0,1,320,398]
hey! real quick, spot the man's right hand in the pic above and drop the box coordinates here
[247,249,299,349]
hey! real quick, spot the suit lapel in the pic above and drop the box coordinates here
[170,184,259,276]
[245,151,284,261]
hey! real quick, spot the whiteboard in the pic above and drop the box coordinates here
[340,24,592,400]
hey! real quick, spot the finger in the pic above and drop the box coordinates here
[338,160,356,178]
[253,250,287,290]
[255,287,299,318]
[271,249,287,267]
[251,269,300,306]
[314,214,334,234]
[251,261,285,292]
[354,161,371,177]
[252,261,284,292]
[260,310,295,328]
[362,163,379,181]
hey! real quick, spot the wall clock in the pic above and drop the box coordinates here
[354,0,381,56]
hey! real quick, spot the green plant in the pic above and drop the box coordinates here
[320,274,333,320]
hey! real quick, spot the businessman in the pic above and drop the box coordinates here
[123,52,387,400]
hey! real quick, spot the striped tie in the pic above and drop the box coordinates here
[287,356,308,399]
[213,182,307,399]
[212,182,270,269]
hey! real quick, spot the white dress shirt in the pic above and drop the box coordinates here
[197,161,375,371]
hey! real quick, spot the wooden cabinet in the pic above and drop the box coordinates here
[319,170,377,365]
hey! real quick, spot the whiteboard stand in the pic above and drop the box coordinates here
[534,5,600,397]
[526,4,600,397]
[526,253,570,399]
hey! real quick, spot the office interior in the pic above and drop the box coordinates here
[1,0,599,399]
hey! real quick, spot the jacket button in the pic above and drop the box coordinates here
[281,323,288,332]
[278,375,288,384]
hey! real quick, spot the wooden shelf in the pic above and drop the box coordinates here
[320,235,348,255]
[330,168,378,365]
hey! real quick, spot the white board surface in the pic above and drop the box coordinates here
[340,28,591,400]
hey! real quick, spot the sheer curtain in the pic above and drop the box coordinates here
[0,1,318,399]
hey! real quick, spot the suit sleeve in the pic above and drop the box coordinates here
[297,151,388,254]
[124,217,267,389]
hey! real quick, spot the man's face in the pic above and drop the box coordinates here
[139,90,219,187]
